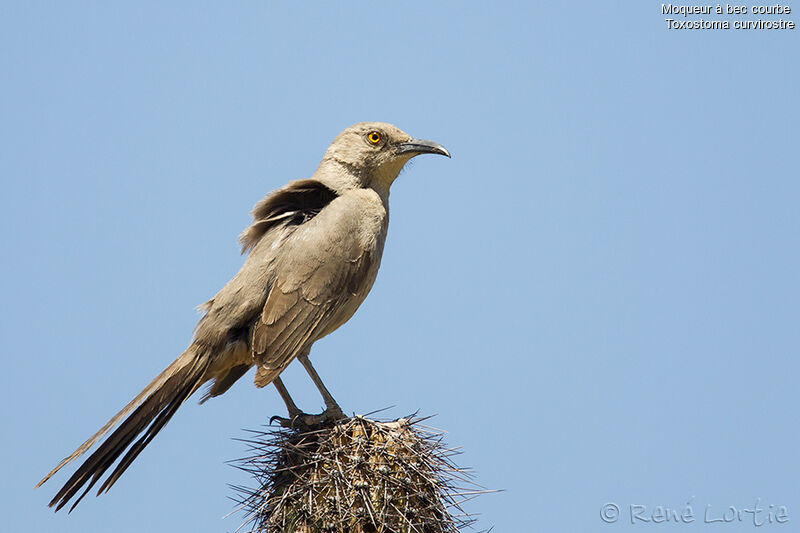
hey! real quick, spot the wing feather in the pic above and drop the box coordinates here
[250,197,378,387]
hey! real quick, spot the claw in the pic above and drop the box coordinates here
[269,407,347,429]
[269,414,290,426]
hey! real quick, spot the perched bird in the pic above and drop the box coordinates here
[36,122,450,512]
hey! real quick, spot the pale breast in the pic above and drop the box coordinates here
[313,188,389,339]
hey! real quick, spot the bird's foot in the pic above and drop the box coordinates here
[270,406,347,429]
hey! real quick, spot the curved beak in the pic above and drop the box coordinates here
[396,139,451,158]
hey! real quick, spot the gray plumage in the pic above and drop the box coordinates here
[36,121,449,511]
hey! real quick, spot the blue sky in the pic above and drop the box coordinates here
[2,2,798,532]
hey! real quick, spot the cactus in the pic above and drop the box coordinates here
[231,415,482,533]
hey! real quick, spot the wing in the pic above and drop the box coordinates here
[239,178,339,254]
[195,179,343,397]
[251,194,380,387]
[194,179,340,348]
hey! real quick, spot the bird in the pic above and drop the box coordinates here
[36,121,450,512]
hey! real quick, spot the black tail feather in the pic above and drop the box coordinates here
[98,372,199,494]
[48,357,209,512]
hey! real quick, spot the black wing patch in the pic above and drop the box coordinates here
[239,179,339,253]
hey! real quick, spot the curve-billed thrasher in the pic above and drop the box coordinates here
[36,122,450,511]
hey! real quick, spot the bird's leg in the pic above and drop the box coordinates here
[298,353,346,421]
[272,376,303,418]
[269,358,346,429]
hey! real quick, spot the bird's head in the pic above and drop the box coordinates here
[316,122,450,196]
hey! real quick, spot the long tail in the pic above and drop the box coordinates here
[36,348,211,512]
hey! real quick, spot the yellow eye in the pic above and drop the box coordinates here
[367,131,382,144]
